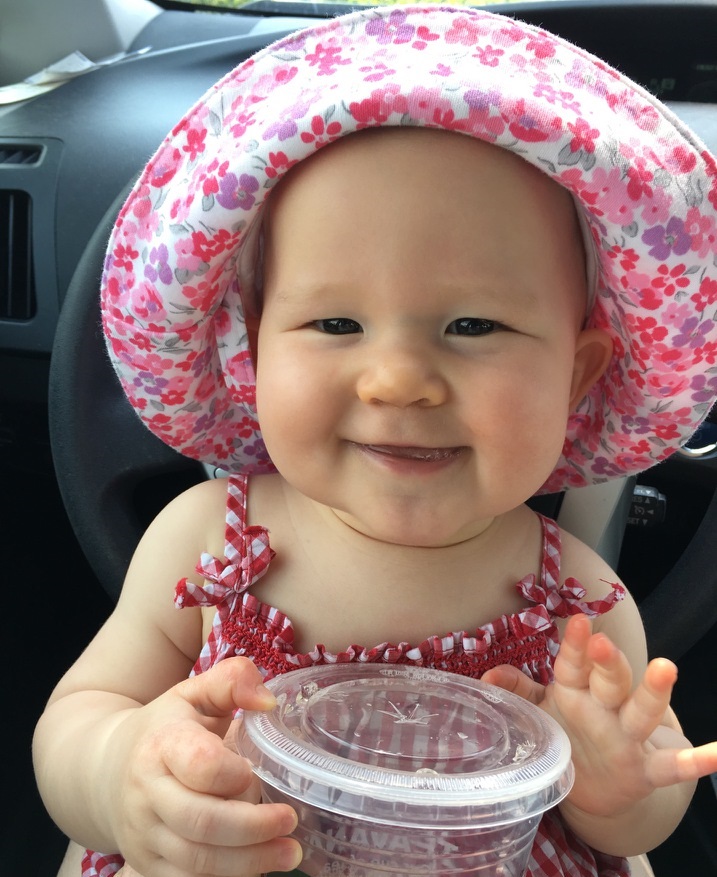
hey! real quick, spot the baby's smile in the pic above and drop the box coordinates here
[353,443,468,467]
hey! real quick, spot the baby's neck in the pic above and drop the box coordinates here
[248,475,542,654]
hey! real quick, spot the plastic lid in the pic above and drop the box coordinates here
[235,664,574,829]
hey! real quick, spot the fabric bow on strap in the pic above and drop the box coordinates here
[520,574,625,619]
[174,525,275,608]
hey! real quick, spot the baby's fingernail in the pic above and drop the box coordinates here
[279,841,303,871]
[256,682,277,705]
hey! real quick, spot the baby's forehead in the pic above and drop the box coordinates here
[260,127,589,319]
[264,127,581,234]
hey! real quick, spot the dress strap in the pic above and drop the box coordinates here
[174,474,275,608]
[518,514,625,619]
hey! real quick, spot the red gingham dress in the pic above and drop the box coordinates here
[83,474,630,877]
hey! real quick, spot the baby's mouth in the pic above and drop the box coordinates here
[362,444,465,462]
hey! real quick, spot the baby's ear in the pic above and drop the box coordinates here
[570,328,613,410]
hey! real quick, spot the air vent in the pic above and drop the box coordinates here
[0,190,35,320]
[0,144,42,166]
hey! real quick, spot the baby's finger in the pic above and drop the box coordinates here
[584,633,633,710]
[619,658,677,742]
[645,741,717,788]
[553,614,593,690]
[157,790,298,848]
[161,720,257,800]
[481,665,545,705]
[147,832,302,877]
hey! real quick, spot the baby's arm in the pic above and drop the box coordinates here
[33,480,302,877]
[484,611,717,856]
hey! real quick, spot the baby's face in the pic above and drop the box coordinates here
[254,128,609,547]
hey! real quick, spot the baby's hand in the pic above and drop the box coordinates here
[483,614,717,819]
[104,657,302,877]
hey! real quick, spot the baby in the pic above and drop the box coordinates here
[34,6,717,877]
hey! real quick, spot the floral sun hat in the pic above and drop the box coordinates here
[101,4,717,494]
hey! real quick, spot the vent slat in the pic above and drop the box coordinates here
[0,190,35,320]
[0,145,42,166]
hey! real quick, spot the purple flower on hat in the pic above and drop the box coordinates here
[673,316,714,350]
[366,9,414,45]
[216,172,259,210]
[692,373,717,402]
[641,217,692,260]
[145,244,172,285]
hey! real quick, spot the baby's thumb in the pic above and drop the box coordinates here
[176,657,276,722]
[482,665,546,706]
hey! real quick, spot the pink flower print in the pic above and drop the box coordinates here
[590,166,635,226]
[161,374,194,407]
[349,85,408,127]
[692,277,717,310]
[642,218,691,260]
[183,126,207,162]
[652,262,691,297]
[640,187,671,227]
[496,24,523,46]
[216,172,259,210]
[305,42,351,76]
[202,175,219,198]
[112,242,139,272]
[265,151,297,180]
[662,300,695,331]
[359,62,396,83]
[445,16,483,46]
[645,369,691,399]
[300,114,343,146]
[567,118,598,154]
[149,144,182,188]
[507,99,559,143]
[412,25,440,50]
[685,207,717,258]
[131,184,153,220]
[432,63,453,77]
[630,314,668,346]
[129,281,167,322]
[534,83,580,114]
[183,278,220,314]
[145,244,172,285]
[365,10,414,45]
[526,32,556,60]
[405,86,453,125]
[474,45,503,67]
[607,245,639,272]
[654,420,683,442]
[191,228,238,261]
[226,349,256,388]
[229,109,257,140]
[625,157,654,201]
[174,236,203,273]
[666,144,698,175]
[145,412,173,436]
[698,340,717,366]
[462,92,505,138]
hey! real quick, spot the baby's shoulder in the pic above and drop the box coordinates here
[557,522,646,660]
[143,475,232,558]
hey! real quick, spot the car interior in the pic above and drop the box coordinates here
[2,1,716,875]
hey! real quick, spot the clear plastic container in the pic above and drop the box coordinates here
[232,664,574,876]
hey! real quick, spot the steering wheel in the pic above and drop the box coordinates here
[50,187,717,662]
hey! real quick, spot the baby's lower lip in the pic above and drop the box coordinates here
[361,444,465,463]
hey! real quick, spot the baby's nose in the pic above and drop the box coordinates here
[355,348,448,408]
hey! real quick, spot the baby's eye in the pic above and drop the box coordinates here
[313,318,362,335]
[446,318,497,336]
